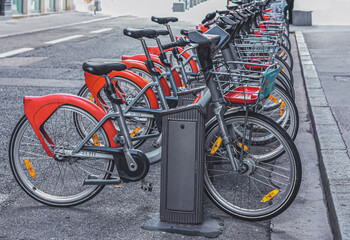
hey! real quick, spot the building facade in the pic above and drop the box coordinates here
[1,0,74,16]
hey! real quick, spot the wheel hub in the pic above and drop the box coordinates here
[239,157,256,176]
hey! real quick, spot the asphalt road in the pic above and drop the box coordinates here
[0,15,332,239]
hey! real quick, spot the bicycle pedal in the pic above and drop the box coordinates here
[141,182,153,192]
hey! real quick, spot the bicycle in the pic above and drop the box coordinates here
[9,27,301,221]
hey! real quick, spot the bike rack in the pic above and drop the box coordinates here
[177,86,215,121]
[142,103,224,238]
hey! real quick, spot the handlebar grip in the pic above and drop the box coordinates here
[162,38,190,50]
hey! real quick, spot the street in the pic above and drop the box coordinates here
[0,13,332,239]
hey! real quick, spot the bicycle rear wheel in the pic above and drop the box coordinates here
[9,105,114,207]
[78,76,155,149]
[204,111,301,221]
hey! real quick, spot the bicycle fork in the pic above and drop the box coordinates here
[203,72,240,172]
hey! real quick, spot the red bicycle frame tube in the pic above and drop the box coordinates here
[147,46,199,73]
[24,94,119,157]
[85,70,160,111]
[121,54,183,87]
[119,59,171,96]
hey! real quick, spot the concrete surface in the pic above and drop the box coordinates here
[0,10,333,240]
[296,27,350,240]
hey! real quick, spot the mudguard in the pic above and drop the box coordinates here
[85,69,160,110]
[147,46,199,73]
[119,59,171,96]
[121,54,183,87]
[24,94,119,157]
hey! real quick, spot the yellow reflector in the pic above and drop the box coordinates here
[24,159,36,179]
[210,137,222,155]
[262,189,280,203]
[281,51,286,57]
[238,142,248,151]
[92,133,100,146]
[130,127,141,138]
[282,68,285,73]
[280,100,286,116]
[88,95,94,102]
[268,95,279,104]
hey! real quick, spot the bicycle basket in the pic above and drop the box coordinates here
[234,42,278,70]
[212,63,281,106]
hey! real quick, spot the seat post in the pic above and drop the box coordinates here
[165,24,175,42]
[154,37,178,96]
[164,24,190,88]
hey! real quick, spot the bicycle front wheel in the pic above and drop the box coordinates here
[204,111,301,221]
[9,105,114,207]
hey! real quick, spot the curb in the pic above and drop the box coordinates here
[295,31,350,240]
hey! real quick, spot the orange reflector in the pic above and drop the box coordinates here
[238,142,248,151]
[88,95,94,102]
[130,127,141,138]
[282,68,285,73]
[210,137,222,155]
[268,95,279,104]
[262,189,280,203]
[280,100,286,116]
[24,159,36,179]
[115,185,122,188]
[281,51,286,57]
[92,133,100,146]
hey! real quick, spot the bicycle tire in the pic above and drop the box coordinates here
[256,85,299,141]
[277,43,293,70]
[275,55,293,85]
[78,76,155,149]
[204,111,301,221]
[9,106,114,207]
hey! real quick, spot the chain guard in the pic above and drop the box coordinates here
[113,149,149,182]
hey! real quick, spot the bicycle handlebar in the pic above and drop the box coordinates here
[162,38,190,50]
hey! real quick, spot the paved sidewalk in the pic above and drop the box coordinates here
[294,26,350,240]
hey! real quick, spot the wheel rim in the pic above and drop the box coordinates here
[204,114,298,219]
[10,106,113,206]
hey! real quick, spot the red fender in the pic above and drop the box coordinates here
[119,59,171,96]
[121,54,183,87]
[147,46,199,73]
[24,94,119,157]
[85,70,160,110]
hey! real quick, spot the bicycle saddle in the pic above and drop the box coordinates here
[83,62,126,76]
[123,28,157,39]
[156,30,169,36]
[151,16,178,24]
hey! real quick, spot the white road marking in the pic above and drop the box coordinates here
[90,28,113,34]
[45,35,84,45]
[0,16,117,39]
[0,48,34,58]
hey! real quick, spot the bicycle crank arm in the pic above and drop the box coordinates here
[83,177,122,185]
